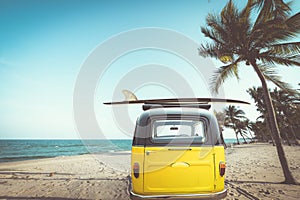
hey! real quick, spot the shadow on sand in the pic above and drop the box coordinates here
[225,180,285,200]
[0,197,86,200]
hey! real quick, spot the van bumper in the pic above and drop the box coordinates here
[130,189,227,199]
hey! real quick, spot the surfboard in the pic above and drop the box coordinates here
[103,98,250,105]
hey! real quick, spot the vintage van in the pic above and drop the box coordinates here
[130,103,227,199]
[105,97,248,199]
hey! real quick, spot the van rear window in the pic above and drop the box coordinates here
[151,119,206,144]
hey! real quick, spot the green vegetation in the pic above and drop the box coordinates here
[199,0,300,184]
[224,105,247,144]
[248,87,300,145]
[217,88,300,146]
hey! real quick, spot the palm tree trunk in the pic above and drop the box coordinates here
[247,129,254,140]
[292,127,300,140]
[234,128,240,144]
[232,120,240,145]
[243,132,253,142]
[240,131,247,143]
[251,61,296,184]
[219,127,227,148]
[289,126,300,146]
[283,130,292,146]
[287,120,300,145]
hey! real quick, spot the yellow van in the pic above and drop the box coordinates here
[130,103,226,199]
[105,98,248,199]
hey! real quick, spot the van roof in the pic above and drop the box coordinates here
[133,107,222,146]
[137,107,216,126]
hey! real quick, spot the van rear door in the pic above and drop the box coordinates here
[143,118,215,194]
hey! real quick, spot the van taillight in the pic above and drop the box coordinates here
[133,162,140,178]
[219,162,226,177]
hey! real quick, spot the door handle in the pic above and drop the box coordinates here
[146,150,155,155]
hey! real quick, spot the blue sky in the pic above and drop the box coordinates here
[1,0,299,139]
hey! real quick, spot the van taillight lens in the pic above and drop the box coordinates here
[133,162,139,178]
[219,162,226,177]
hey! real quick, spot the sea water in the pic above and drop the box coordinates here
[0,139,132,162]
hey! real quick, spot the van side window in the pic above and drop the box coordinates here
[151,119,206,144]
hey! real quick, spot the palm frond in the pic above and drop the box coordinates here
[235,109,246,117]
[256,114,265,121]
[205,13,228,43]
[285,12,300,34]
[251,12,300,47]
[259,64,298,94]
[200,27,224,45]
[259,53,300,66]
[221,0,239,25]
[268,42,300,55]
[210,57,242,94]
[239,0,254,43]
[220,0,248,48]
[253,0,291,25]
[251,18,296,47]
[266,12,300,43]
[253,0,276,26]
[198,43,219,59]
[273,0,291,17]
[240,0,255,23]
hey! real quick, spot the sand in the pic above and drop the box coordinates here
[225,143,300,200]
[0,143,299,200]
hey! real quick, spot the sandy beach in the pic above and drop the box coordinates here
[0,143,299,200]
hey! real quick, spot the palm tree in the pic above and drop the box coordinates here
[199,0,300,184]
[224,105,246,144]
[214,110,227,148]
[252,120,270,142]
[272,88,299,145]
[235,120,249,143]
[247,87,276,145]
[243,119,255,141]
[249,87,300,145]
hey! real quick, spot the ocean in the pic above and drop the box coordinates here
[0,139,132,163]
[0,139,240,163]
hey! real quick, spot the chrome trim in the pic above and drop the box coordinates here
[130,189,227,199]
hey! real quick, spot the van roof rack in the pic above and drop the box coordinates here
[142,103,211,111]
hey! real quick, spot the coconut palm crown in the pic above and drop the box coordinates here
[199,0,300,93]
[199,0,300,184]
